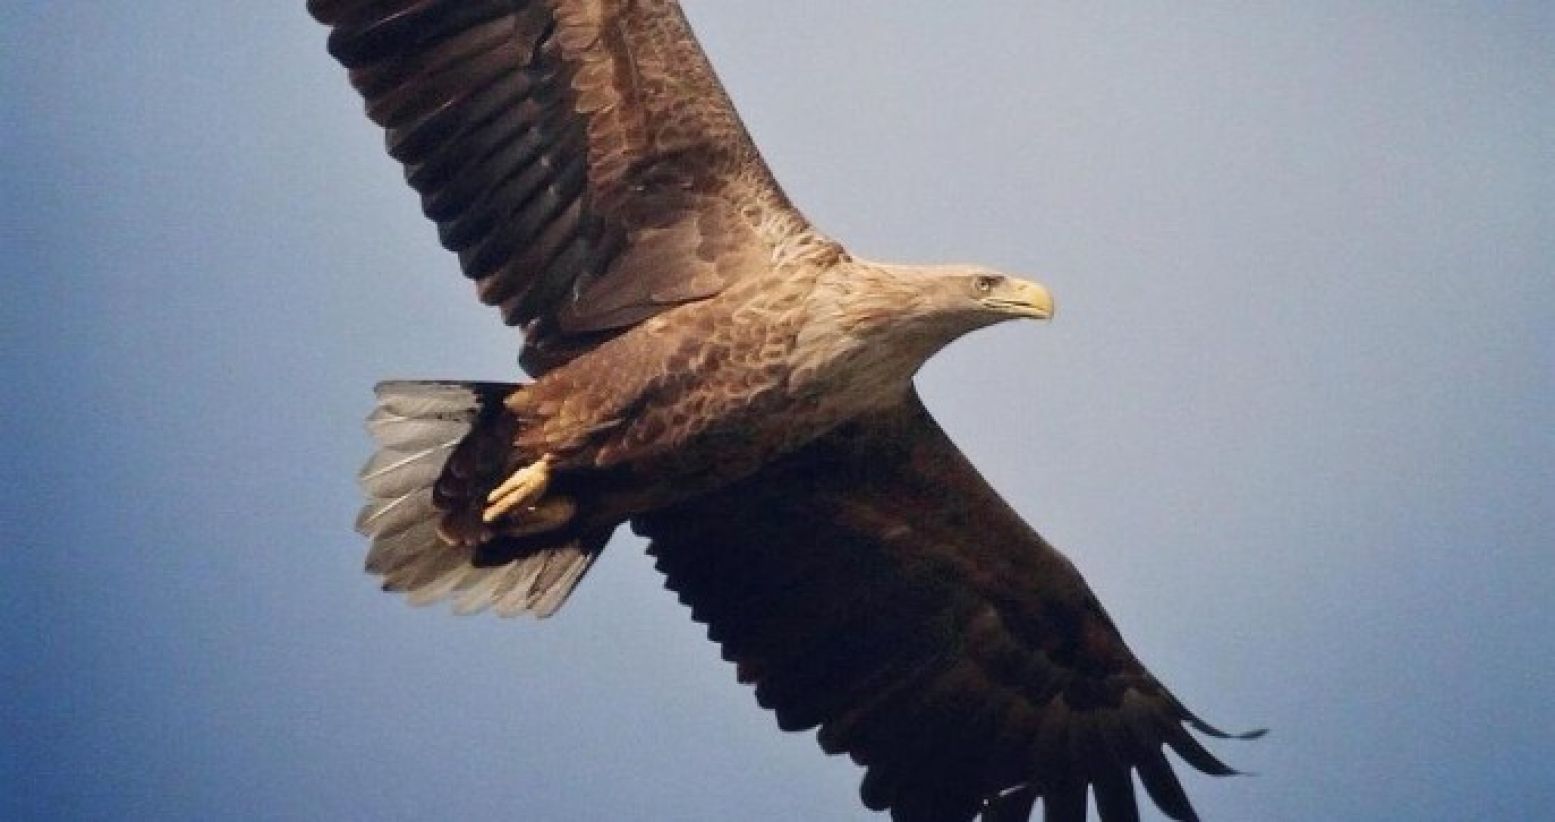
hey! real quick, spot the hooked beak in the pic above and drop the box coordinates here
[986,279,1055,320]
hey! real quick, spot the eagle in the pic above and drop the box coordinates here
[309,1,1260,819]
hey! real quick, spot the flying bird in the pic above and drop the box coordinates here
[309,1,1260,819]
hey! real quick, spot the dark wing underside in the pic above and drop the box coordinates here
[635,393,1258,822]
[308,0,822,372]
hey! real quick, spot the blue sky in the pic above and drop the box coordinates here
[3,3,1552,820]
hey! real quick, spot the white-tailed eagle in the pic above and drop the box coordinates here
[310,1,1260,819]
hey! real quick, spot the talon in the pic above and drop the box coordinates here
[497,495,577,537]
[483,455,554,523]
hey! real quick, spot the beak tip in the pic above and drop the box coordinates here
[1030,284,1055,321]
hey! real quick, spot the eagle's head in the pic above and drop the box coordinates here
[806,261,1054,396]
[950,267,1055,323]
[843,262,1054,341]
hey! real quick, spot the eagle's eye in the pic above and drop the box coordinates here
[973,275,1000,295]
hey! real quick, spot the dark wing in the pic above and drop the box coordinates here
[634,393,1260,822]
[309,0,828,372]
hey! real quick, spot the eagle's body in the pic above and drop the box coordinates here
[517,255,1016,478]
[512,239,839,478]
[312,1,1258,820]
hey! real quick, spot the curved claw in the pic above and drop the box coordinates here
[497,495,578,537]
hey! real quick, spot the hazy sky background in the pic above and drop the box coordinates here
[3,3,1552,820]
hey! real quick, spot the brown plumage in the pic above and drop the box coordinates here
[313,1,1260,820]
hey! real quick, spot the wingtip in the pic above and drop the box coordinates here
[1187,716,1269,741]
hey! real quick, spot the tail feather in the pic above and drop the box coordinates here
[357,380,605,618]
[360,447,457,499]
[354,490,429,540]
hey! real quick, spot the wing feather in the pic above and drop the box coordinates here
[310,0,833,373]
[635,393,1256,821]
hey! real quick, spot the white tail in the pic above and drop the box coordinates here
[358,380,601,618]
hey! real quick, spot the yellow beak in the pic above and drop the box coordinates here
[991,279,1055,320]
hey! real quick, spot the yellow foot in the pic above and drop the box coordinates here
[483,455,554,524]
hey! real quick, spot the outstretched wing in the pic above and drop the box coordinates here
[309,0,827,372]
[635,393,1259,822]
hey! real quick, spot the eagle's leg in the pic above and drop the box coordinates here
[483,454,564,526]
